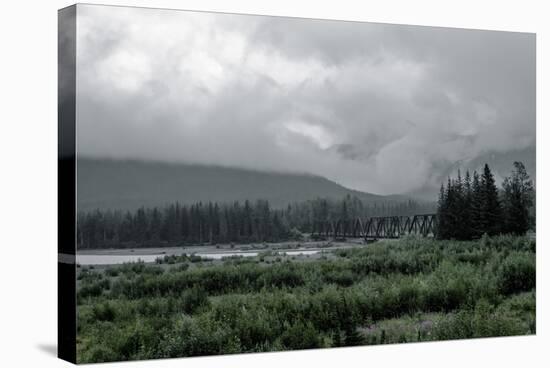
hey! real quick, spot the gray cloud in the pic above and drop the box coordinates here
[75,5,535,195]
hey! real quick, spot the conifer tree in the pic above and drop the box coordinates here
[150,207,162,241]
[471,170,483,237]
[480,164,503,235]
[436,183,449,239]
[134,207,147,243]
[463,170,474,240]
[502,161,534,235]
[454,170,466,238]
[180,206,190,241]
[243,200,253,239]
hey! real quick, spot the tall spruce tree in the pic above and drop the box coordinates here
[479,164,503,235]
[471,170,483,238]
[180,206,190,241]
[463,170,474,240]
[436,183,449,239]
[150,208,162,241]
[502,161,534,235]
[134,207,147,243]
[446,176,459,239]
[454,170,467,238]
[437,165,507,240]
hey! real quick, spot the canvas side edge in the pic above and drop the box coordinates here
[58,4,77,364]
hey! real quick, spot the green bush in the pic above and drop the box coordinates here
[433,299,528,340]
[280,321,322,350]
[160,315,241,357]
[78,279,110,300]
[92,301,116,322]
[105,268,120,277]
[497,252,535,295]
[180,287,210,314]
[79,345,118,363]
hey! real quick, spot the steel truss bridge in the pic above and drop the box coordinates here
[311,214,437,240]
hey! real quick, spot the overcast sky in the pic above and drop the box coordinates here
[74,4,535,195]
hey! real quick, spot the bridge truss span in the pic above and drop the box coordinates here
[311,214,437,240]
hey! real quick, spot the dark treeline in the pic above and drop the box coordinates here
[437,162,535,240]
[77,196,434,249]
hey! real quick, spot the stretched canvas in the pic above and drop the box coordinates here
[58,4,536,364]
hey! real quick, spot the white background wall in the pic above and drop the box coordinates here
[0,0,547,366]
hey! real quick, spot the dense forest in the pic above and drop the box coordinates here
[437,162,535,240]
[77,197,434,249]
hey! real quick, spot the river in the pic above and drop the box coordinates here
[77,249,325,265]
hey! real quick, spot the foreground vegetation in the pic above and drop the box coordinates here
[76,235,535,363]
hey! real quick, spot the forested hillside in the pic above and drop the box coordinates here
[77,158,405,211]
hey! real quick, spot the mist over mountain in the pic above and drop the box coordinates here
[404,146,536,201]
[75,6,535,196]
[77,158,410,212]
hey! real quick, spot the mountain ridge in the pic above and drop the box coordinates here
[76,158,409,211]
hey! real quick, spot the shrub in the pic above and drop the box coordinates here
[180,287,210,314]
[160,315,241,357]
[323,269,356,287]
[497,253,535,295]
[432,310,473,340]
[433,299,527,340]
[280,321,322,350]
[78,279,110,300]
[105,268,120,277]
[80,345,118,363]
[92,301,116,322]
[169,263,190,273]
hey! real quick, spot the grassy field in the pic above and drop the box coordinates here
[76,235,536,363]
